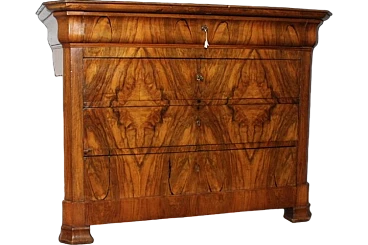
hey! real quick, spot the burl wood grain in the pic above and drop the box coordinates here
[201,59,299,100]
[83,104,298,155]
[84,58,300,107]
[85,148,296,201]
[37,1,330,242]
[83,58,196,106]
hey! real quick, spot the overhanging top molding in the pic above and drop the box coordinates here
[39,1,332,21]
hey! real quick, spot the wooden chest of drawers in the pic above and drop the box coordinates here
[37,1,331,244]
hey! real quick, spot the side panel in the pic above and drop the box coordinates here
[62,47,86,228]
[296,50,313,208]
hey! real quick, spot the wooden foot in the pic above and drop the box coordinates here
[284,204,312,223]
[59,225,94,244]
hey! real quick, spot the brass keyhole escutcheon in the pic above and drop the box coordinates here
[196,74,204,81]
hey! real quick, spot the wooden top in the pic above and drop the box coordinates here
[39,0,331,21]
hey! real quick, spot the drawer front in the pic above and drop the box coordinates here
[199,59,299,101]
[83,58,196,107]
[82,16,316,47]
[85,148,296,201]
[84,58,300,107]
[83,104,298,156]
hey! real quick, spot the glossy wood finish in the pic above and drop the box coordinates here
[55,15,324,47]
[83,58,300,106]
[86,186,298,225]
[83,47,306,59]
[85,148,297,200]
[37,1,330,244]
[83,104,298,155]
[59,47,93,244]
[43,1,331,21]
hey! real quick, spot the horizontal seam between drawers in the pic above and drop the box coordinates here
[84,143,298,158]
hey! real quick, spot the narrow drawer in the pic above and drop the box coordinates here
[85,147,296,200]
[82,16,315,47]
[83,58,300,107]
[83,104,298,156]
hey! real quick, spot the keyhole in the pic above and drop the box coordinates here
[196,74,204,81]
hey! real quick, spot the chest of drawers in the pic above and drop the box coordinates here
[37,1,331,244]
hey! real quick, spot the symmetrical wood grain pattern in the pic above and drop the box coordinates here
[85,148,296,201]
[49,12,326,47]
[83,58,300,107]
[83,104,298,155]
[56,16,322,47]
[37,1,330,244]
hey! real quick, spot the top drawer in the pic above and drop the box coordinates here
[79,16,318,47]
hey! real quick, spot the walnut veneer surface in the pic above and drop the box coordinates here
[37,1,331,244]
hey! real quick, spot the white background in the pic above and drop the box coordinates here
[1,0,367,244]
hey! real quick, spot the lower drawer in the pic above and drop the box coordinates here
[83,104,298,156]
[85,147,296,201]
